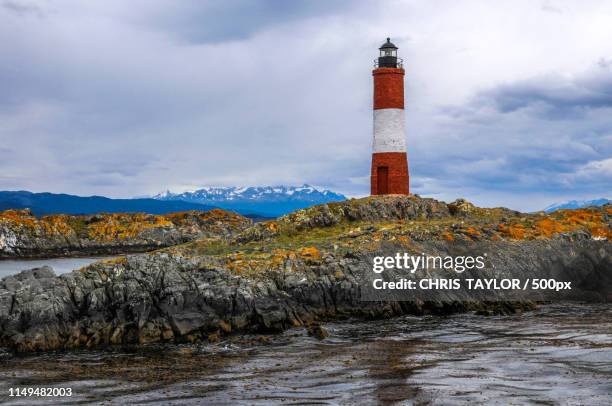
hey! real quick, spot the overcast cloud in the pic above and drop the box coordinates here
[0,0,611,211]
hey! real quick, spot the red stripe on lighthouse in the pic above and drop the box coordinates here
[371,152,409,195]
[373,68,404,110]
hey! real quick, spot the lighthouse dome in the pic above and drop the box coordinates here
[379,37,397,50]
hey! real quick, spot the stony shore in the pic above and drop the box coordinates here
[0,195,610,352]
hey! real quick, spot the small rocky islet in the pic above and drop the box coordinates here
[0,195,610,352]
[0,208,252,258]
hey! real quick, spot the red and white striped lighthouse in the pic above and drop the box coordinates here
[371,38,409,195]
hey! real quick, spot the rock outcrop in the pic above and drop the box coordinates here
[0,209,251,258]
[0,196,610,352]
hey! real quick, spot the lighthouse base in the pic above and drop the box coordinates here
[371,152,409,195]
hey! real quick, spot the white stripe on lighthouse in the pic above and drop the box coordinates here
[372,108,406,153]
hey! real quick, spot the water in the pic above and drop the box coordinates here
[1,303,610,405]
[0,257,115,279]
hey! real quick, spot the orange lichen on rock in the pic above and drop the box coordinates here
[442,231,454,241]
[555,208,610,239]
[225,252,260,275]
[397,235,410,243]
[534,218,566,238]
[299,246,321,260]
[498,223,526,240]
[87,213,173,241]
[225,259,249,275]
[0,210,77,237]
[558,209,600,226]
[590,225,612,239]
[495,206,610,241]
[269,249,296,268]
[0,209,39,230]
[465,227,481,237]
[224,249,294,275]
[166,209,248,227]
[40,215,75,236]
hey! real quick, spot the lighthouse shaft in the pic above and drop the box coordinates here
[370,48,409,195]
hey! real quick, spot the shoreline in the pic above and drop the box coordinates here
[0,246,158,261]
[2,302,609,404]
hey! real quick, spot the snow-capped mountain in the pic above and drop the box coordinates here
[544,198,611,213]
[153,185,347,217]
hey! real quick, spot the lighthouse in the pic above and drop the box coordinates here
[371,38,409,195]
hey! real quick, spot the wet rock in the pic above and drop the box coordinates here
[170,312,211,336]
[218,320,232,333]
[257,335,271,344]
[307,323,329,340]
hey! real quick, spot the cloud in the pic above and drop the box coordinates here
[574,158,612,178]
[475,67,612,118]
[541,0,563,14]
[1,0,44,17]
[0,0,610,211]
[581,158,612,174]
[130,0,363,44]
[408,61,612,207]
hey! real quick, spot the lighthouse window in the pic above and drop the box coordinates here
[380,49,397,58]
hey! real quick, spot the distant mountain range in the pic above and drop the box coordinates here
[544,198,611,213]
[153,185,347,217]
[1,189,608,218]
[0,186,347,218]
[0,191,217,216]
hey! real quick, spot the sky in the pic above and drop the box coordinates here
[0,0,611,211]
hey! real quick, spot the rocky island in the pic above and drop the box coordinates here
[0,209,251,258]
[0,195,610,352]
